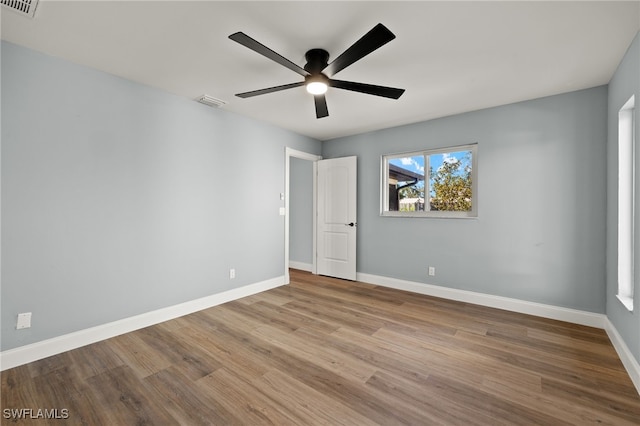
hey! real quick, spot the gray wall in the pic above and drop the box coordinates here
[289,157,314,266]
[323,86,608,314]
[606,32,640,365]
[1,42,321,351]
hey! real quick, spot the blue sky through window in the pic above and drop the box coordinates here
[390,150,470,177]
[389,155,424,179]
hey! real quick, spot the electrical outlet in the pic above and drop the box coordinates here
[428,266,436,276]
[229,268,236,279]
[16,312,32,329]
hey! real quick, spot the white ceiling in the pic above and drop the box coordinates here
[2,1,639,141]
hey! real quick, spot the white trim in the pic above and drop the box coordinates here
[616,294,634,312]
[617,95,636,310]
[0,276,286,371]
[357,272,605,328]
[284,147,321,283]
[604,318,640,394]
[312,160,318,276]
[288,261,313,272]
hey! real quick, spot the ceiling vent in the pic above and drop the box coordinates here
[1,0,39,18]
[196,95,226,108]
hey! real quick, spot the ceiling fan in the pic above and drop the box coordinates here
[229,23,405,119]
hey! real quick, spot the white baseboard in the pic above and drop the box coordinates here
[289,261,313,272]
[357,272,606,328]
[0,276,286,371]
[604,318,640,394]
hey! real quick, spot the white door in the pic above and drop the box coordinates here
[317,156,357,280]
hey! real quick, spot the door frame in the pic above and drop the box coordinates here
[284,147,322,284]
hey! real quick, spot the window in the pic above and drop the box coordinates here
[382,144,477,218]
[618,95,635,311]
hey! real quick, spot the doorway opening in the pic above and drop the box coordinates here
[284,148,321,283]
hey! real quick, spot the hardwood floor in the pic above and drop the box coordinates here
[2,269,640,425]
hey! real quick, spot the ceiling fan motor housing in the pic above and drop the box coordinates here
[304,49,330,74]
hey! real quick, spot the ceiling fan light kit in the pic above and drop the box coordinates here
[305,74,329,95]
[229,23,405,119]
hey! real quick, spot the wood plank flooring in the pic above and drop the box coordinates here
[2,269,639,425]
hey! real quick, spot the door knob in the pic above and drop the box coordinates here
[346,222,356,227]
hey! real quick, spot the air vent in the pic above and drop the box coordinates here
[1,0,38,18]
[196,95,226,108]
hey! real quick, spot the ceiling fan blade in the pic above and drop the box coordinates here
[323,23,396,77]
[330,79,405,99]
[314,94,329,118]
[235,82,305,98]
[229,32,309,77]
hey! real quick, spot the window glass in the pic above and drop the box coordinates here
[429,150,473,212]
[387,155,425,212]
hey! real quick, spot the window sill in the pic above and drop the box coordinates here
[616,294,634,312]
[381,211,477,219]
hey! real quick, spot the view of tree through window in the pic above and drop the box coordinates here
[429,150,472,212]
[383,144,477,217]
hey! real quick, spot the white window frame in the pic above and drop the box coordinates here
[381,143,478,218]
[617,95,635,312]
